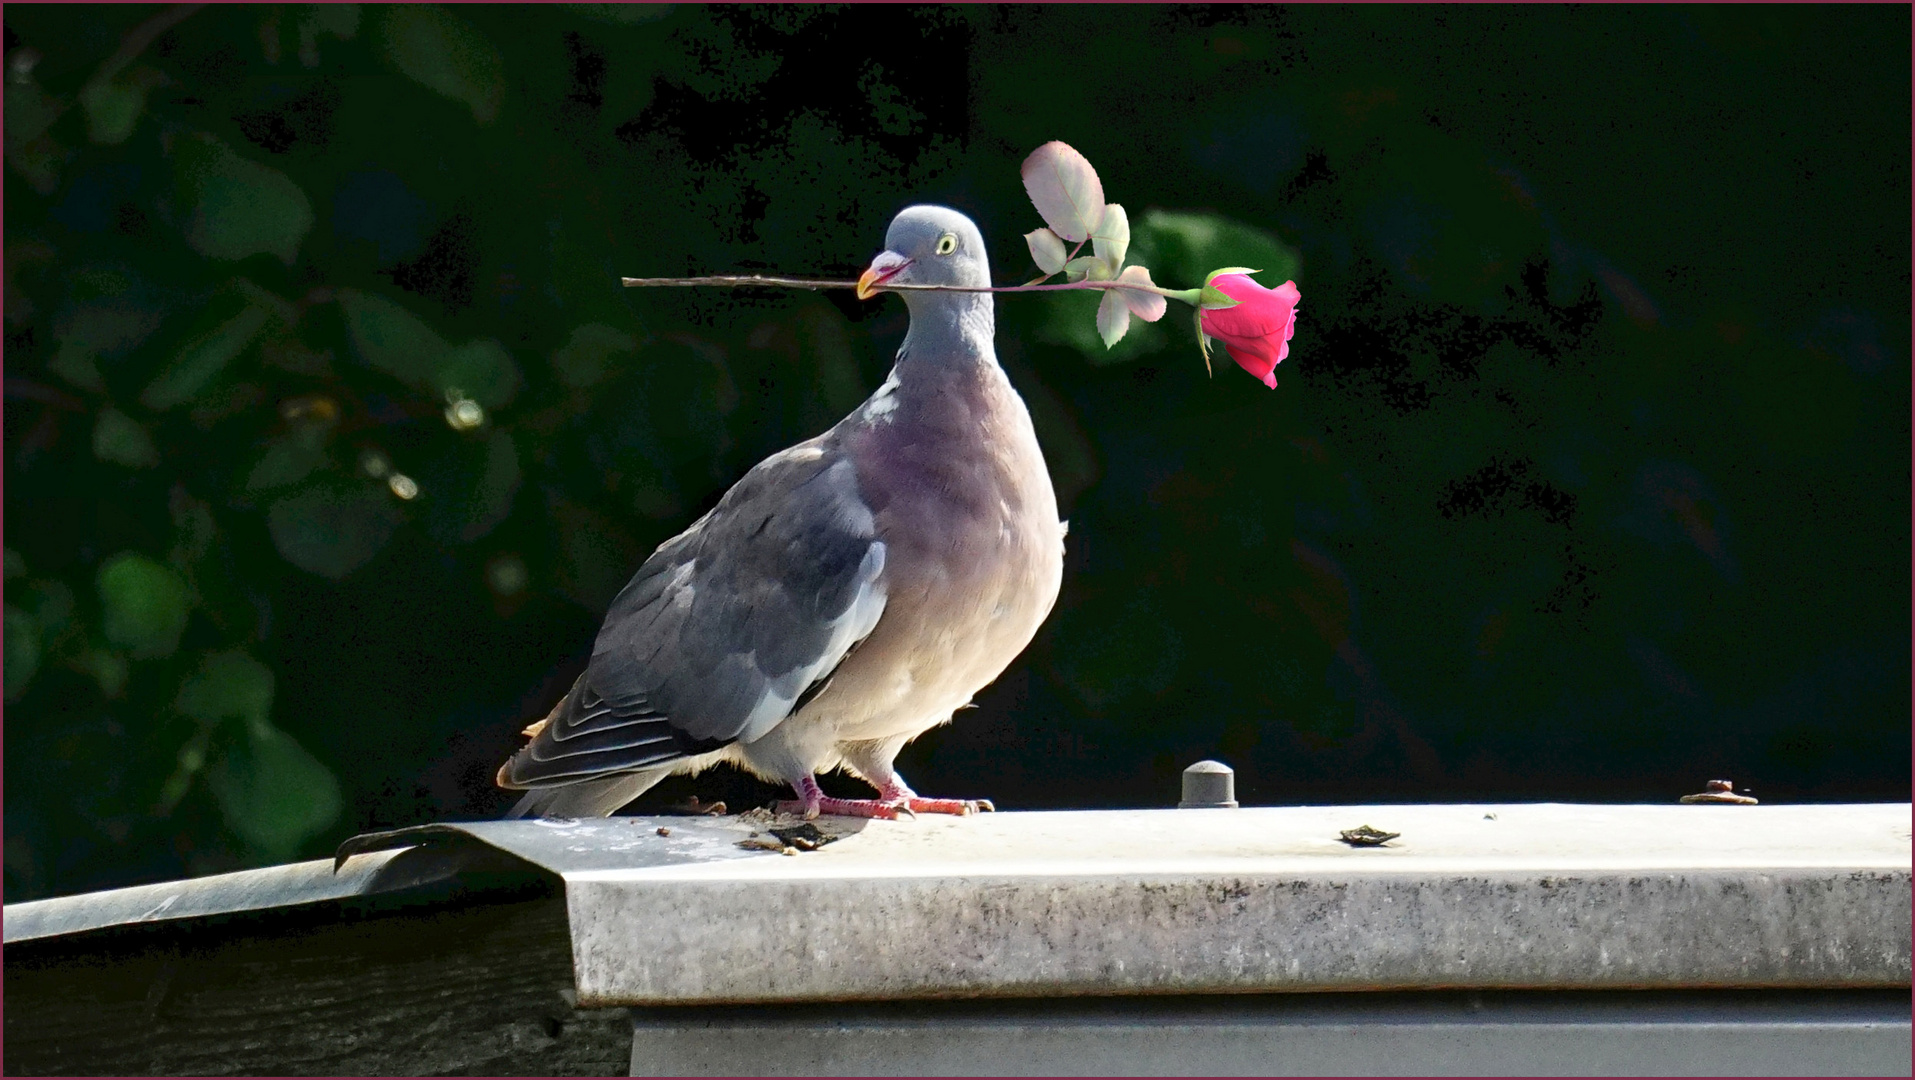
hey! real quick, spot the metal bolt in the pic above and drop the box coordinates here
[1179,760,1238,808]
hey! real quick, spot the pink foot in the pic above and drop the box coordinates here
[777,776,995,820]
[879,777,995,816]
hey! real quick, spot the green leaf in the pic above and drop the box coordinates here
[1091,203,1130,275]
[1095,289,1130,349]
[208,725,342,860]
[1116,265,1167,321]
[245,426,331,492]
[552,323,640,390]
[1021,141,1106,244]
[5,606,42,700]
[338,288,449,387]
[174,134,315,264]
[465,431,522,541]
[380,5,505,124]
[93,407,160,468]
[267,479,404,579]
[5,79,64,147]
[140,304,273,411]
[1063,255,1108,283]
[83,648,130,698]
[437,338,520,409]
[5,549,27,580]
[96,552,193,659]
[1024,228,1068,277]
[49,343,107,392]
[53,300,166,389]
[79,67,165,146]
[177,649,275,725]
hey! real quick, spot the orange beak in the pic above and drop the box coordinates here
[856,253,911,300]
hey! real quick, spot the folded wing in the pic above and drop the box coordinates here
[500,445,887,789]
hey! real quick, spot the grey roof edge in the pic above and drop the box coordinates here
[2,813,775,945]
[3,829,550,945]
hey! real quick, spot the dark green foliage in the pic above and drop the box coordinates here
[4,5,1908,901]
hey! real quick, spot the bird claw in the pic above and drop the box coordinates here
[899,796,992,816]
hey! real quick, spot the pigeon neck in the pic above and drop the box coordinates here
[899,291,996,369]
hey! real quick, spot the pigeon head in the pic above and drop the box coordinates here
[857,205,991,301]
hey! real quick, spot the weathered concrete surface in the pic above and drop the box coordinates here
[564,803,1911,1005]
[627,990,1913,1077]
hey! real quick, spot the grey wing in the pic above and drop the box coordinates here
[500,446,887,788]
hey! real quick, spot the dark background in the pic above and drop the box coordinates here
[5,4,1908,902]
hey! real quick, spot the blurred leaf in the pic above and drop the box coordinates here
[338,288,448,387]
[380,5,505,124]
[437,338,520,409]
[208,725,341,860]
[1024,228,1068,276]
[4,79,64,148]
[245,426,331,492]
[1095,289,1130,348]
[177,649,275,724]
[5,549,26,580]
[464,431,522,541]
[82,648,131,698]
[267,479,404,579]
[54,300,167,388]
[1091,203,1130,274]
[551,496,639,610]
[8,132,69,195]
[96,552,193,659]
[296,3,361,66]
[169,487,219,565]
[174,133,315,264]
[565,3,676,23]
[49,344,107,392]
[1021,140,1105,243]
[21,579,77,639]
[1133,210,1300,291]
[92,406,160,468]
[422,430,521,544]
[305,3,363,37]
[5,607,42,700]
[79,67,166,146]
[552,323,640,390]
[1037,288,1164,364]
[141,304,274,411]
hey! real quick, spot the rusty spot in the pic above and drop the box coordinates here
[1679,779,1758,805]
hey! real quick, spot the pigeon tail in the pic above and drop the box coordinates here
[506,770,668,819]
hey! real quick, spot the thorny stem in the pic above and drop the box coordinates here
[620,273,1203,305]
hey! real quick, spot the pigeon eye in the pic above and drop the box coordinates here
[935,233,959,256]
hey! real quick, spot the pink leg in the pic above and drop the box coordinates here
[876,776,995,816]
[775,775,995,820]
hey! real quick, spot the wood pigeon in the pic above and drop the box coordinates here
[498,206,1066,820]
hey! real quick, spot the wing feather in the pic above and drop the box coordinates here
[501,442,887,789]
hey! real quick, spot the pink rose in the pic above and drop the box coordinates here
[1199,274,1299,388]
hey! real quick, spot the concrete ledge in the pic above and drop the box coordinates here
[564,803,1910,1004]
[628,990,1913,1077]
